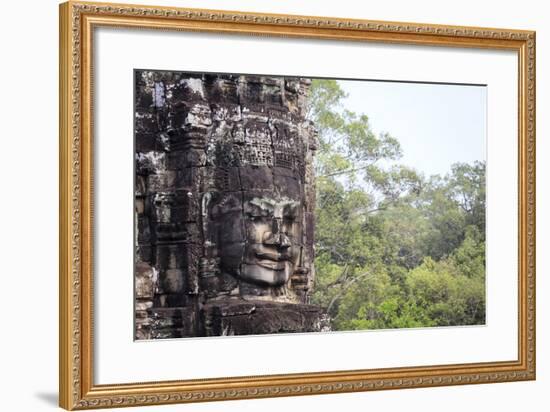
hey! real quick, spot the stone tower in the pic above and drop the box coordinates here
[134,70,328,339]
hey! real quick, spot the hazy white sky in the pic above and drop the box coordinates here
[337,79,487,178]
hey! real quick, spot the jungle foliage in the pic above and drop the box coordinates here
[308,79,486,330]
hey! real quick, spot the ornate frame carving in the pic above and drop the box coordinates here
[59,1,536,409]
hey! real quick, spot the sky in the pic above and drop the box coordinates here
[337,79,487,178]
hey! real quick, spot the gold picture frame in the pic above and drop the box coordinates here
[59,1,536,409]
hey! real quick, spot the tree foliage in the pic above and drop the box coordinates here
[308,79,486,330]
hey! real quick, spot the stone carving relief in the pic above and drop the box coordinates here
[135,71,327,338]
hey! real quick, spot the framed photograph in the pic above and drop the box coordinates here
[59,1,536,409]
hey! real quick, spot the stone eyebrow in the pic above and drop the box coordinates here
[246,203,265,215]
[283,203,299,216]
[247,198,299,217]
[248,198,276,211]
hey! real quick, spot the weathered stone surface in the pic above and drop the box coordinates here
[136,245,152,263]
[141,307,198,339]
[203,301,330,336]
[239,166,273,190]
[137,215,151,244]
[134,70,327,339]
[199,271,239,298]
[135,261,156,299]
[136,151,165,175]
[153,221,201,244]
[149,191,199,224]
[146,171,176,193]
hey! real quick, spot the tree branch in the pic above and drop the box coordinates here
[326,270,374,316]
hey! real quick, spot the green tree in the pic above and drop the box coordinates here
[308,79,486,331]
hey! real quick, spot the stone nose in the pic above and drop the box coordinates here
[262,218,291,248]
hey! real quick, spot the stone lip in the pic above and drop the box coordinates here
[203,300,330,336]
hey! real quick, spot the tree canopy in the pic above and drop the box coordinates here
[308,79,486,330]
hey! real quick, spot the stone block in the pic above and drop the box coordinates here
[305,212,315,248]
[206,75,239,104]
[175,167,201,192]
[203,301,329,336]
[136,151,165,175]
[167,149,207,169]
[135,85,154,109]
[135,110,158,134]
[146,171,176,193]
[135,261,156,299]
[161,268,184,294]
[147,307,197,338]
[156,243,201,294]
[150,191,199,224]
[153,221,201,243]
[273,174,302,200]
[137,215,151,244]
[199,272,239,298]
[213,167,241,192]
[239,166,273,191]
[136,244,152,263]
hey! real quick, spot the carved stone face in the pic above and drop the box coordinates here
[215,192,303,287]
